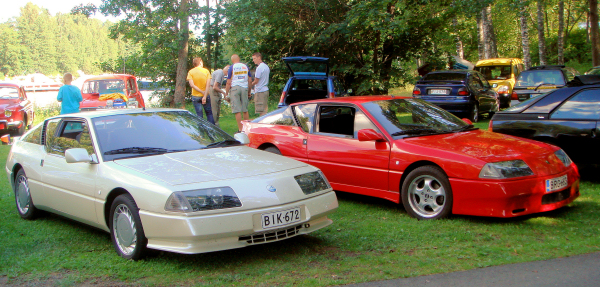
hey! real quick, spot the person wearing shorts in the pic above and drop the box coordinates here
[225,54,252,132]
[252,52,270,116]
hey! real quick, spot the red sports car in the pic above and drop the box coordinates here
[80,74,146,111]
[242,96,580,219]
[0,82,35,135]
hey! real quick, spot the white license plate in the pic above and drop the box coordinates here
[429,89,449,95]
[261,207,301,229]
[546,174,568,193]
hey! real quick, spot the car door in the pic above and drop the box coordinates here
[42,118,99,224]
[547,89,600,163]
[306,104,391,194]
[474,73,496,111]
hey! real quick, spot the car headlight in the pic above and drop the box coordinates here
[294,171,331,195]
[164,187,242,212]
[479,160,534,179]
[4,109,12,117]
[554,149,572,167]
[498,85,509,94]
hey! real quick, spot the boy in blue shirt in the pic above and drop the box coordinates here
[57,73,83,114]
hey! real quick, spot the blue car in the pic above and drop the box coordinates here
[412,70,499,122]
[278,56,351,108]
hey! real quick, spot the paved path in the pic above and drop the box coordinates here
[344,252,600,287]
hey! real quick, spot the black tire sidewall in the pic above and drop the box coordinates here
[401,166,453,220]
[14,169,37,220]
[109,194,148,260]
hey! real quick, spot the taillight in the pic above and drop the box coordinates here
[412,87,421,96]
[498,85,509,94]
[279,91,287,104]
[328,92,335,98]
[488,120,493,132]
[457,87,469,96]
[511,91,518,100]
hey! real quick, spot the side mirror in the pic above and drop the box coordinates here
[357,129,384,142]
[462,118,473,125]
[492,83,498,88]
[65,148,93,163]
[234,132,250,145]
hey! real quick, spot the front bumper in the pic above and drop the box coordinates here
[450,167,579,217]
[0,120,23,130]
[138,191,338,254]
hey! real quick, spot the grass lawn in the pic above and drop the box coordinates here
[1,101,600,286]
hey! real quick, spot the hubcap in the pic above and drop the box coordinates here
[473,105,479,122]
[16,175,30,214]
[113,204,137,256]
[407,175,446,218]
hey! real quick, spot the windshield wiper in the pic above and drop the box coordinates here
[391,128,439,136]
[534,83,558,91]
[204,139,241,149]
[453,124,478,133]
[104,147,169,155]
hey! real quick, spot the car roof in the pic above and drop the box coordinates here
[0,82,23,88]
[527,65,565,71]
[475,58,522,66]
[427,70,471,74]
[46,108,189,121]
[293,96,407,106]
[83,74,135,81]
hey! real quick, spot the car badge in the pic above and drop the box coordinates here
[266,185,277,192]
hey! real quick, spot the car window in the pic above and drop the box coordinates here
[468,75,483,90]
[516,70,565,87]
[551,89,600,120]
[317,106,355,138]
[422,73,466,81]
[476,73,492,89]
[474,65,511,80]
[0,86,20,99]
[21,124,43,145]
[294,104,316,132]
[291,79,327,91]
[46,119,95,156]
[83,79,126,94]
[353,110,380,138]
[513,64,520,78]
[128,78,138,94]
[257,107,296,126]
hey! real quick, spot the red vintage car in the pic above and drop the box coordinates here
[0,82,34,135]
[242,96,580,219]
[80,74,146,111]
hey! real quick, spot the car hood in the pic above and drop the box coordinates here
[114,146,307,185]
[0,101,20,110]
[401,130,566,176]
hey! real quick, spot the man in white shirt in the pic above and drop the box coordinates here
[252,52,270,116]
[225,54,252,132]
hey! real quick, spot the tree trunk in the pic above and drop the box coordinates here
[205,0,212,69]
[476,12,484,60]
[452,18,464,59]
[537,0,546,65]
[591,0,600,66]
[486,5,498,58]
[558,1,565,65]
[520,0,532,69]
[173,0,189,108]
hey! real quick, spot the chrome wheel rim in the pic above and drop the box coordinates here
[473,105,479,122]
[16,175,30,214]
[113,204,137,256]
[407,175,446,218]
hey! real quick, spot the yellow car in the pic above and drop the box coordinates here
[474,58,524,108]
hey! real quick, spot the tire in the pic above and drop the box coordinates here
[17,116,26,135]
[469,103,479,123]
[14,169,39,220]
[401,166,453,220]
[109,194,148,260]
[264,146,281,155]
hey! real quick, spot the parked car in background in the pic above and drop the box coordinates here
[243,96,579,220]
[510,65,578,105]
[474,58,524,108]
[0,82,34,135]
[585,66,600,75]
[490,75,600,164]
[412,70,499,122]
[80,74,146,111]
[278,56,351,108]
[7,109,338,260]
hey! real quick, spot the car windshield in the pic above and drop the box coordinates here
[83,79,126,95]
[474,65,511,80]
[422,73,466,81]
[361,98,471,137]
[92,111,236,161]
[0,87,19,99]
[503,92,549,112]
[515,70,565,87]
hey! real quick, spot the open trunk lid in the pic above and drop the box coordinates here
[282,56,329,77]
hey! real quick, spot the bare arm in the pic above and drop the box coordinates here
[188,79,203,94]
[213,82,225,94]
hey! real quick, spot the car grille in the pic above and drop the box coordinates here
[541,188,571,205]
[239,224,302,244]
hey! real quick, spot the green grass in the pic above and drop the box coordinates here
[2,101,600,286]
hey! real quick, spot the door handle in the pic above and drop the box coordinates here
[303,139,307,145]
[40,159,44,167]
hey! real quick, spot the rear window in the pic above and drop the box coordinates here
[515,70,565,87]
[82,79,126,94]
[422,73,466,82]
[474,65,511,80]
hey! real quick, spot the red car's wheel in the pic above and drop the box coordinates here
[264,146,281,155]
[401,166,453,220]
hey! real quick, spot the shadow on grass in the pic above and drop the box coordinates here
[577,164,600,183]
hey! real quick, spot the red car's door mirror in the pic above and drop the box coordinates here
[357,129,384,142]
[462,118,473,125]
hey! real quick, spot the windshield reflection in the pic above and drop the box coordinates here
[362,99,470,137]
[93,111,234,161]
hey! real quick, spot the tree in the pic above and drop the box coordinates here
[519,0,532,69]
[537,0,547,65]
[558,0,565,64]
[591,0,600,65]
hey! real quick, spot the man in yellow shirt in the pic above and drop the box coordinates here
[187,57,214,124]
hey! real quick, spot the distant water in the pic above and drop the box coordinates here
[27,90,160,108]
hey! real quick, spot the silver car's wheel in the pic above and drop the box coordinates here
[15,169,38,220]
[469,103,479,123]
[110,194,147,260]
[401,166,453,220]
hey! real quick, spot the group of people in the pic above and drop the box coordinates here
[187,52,271,131]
